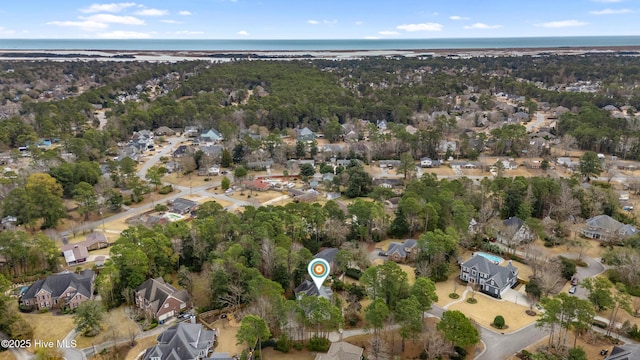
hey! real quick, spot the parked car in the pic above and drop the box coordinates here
[178,313,193,320]
[568,286,577,294]
[378,252,388,256]
[571,277,578,286]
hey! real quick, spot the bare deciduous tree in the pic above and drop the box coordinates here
[367,336,391,360]
[423,327,452,360]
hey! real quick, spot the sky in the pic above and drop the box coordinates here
[0,0,638,39]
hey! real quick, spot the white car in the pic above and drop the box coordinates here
[568,286,577,294]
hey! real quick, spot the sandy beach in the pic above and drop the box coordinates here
[0,46,638,62]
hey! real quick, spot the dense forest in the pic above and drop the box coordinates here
[1,54,640,160]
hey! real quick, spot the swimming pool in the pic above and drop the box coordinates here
[476,252,504,264]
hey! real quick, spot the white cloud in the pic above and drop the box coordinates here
[378,31,399,36]
[237,30,249,36]
[135,8,168,16]
[449,15,470,20]
[0,27,16,35]
[161,20,181,24]
[355,21,364,26]
[307,19,319,25]
[97,30,151,38]
[173,30,204,35]
[590,8,632,14]
[464,23,502,29]
[396,23,443,32]
[82,14,145,25]
[46,20,109,31]
[363,36,379,39]
[80,2,136,13]
[537,19,588,28]
[178,10,192,16]
[323,19,337,25]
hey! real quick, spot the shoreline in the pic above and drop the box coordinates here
[0,46,638,62]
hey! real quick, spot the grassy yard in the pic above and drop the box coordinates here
[448,292,536,333]
[20,311,76,349]
[75,306,139,349]
[434,274,465,307]
[210,319,243,356]
[124,335,158,360]
[190,270,211,309]
[511,333,617,360]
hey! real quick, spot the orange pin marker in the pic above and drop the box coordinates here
[308,258,330,291]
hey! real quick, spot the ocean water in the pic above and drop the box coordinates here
[1,36,640,51]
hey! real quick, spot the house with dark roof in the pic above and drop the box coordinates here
[246,160,274,170]
[184,126,200,137]
[315,341,364,360]
[386,239,418,263]
[315,248,339,273]
[20,270,95,311]
[498,217,535,245]
[294,280,333,301]
[171,198,199,215]
[135,277,189,321]
[143,322,214,360]
[605,344,640,360]
[581,214,638,241]
[460,255,518,298]
[172,145,190,158]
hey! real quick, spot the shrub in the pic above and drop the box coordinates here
[466,298,477,304]
[123,199,132,206]
[307,336,330,352]
[293,342,303,351]
[449,293,460,299]
[493,315,505,329]
[274,335,291,353]
[345,268,362,280]
[154,204,168,212]
[332,279,345,291]
[158,185,173,194]
[450,346,467,360]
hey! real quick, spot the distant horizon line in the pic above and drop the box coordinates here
[2,35,640,41]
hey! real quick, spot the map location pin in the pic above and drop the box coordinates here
[308,258,330,291]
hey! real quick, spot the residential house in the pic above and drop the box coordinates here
[373,178,403,189]
[605,344,640,360]
[200,129,223,143]
[20,270,95,311]
[297,127,316,142]
[164,161,182,174]
[199,145,224,157]
[171,198,199,215]
[243,179,271,192]
[500,160,518,170]
[498,217,535,245]
[294,280,333,301]
[315,341,364,360]
[135,277,189,321]
[142,322,214,360]
[246,160,274,170]
[459,255,518,298]
[376,120,388,131]
[154,126,175,136]
[184,126,200,137]
[386,239,418,263]
[581,214,638,241]
[315,248,339,273]
[322,144,345,155]
[420,157,441,168]
[172,145,189,158]
[61,244,89,266]
[84,232,110,250]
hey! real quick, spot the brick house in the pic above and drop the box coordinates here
[135,278,189,322]
[20,270,95,311]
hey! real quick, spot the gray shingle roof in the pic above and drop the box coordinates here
[606,344,640,360]
[22,270,94,300]
[461,255,517,290]
[315,341,364,360]
[294,280,333,300]
[135,278,189,318]
[144,322,215,360]
[315,248,339,263]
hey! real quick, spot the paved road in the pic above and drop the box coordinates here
[476,322,546,360]
[559,253,605,300]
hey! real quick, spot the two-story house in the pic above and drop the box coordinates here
[135,278,190,322]
[459,254,518,298]
[386,239,418,263]
[20,270,95,311]
[143,322,215,360]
